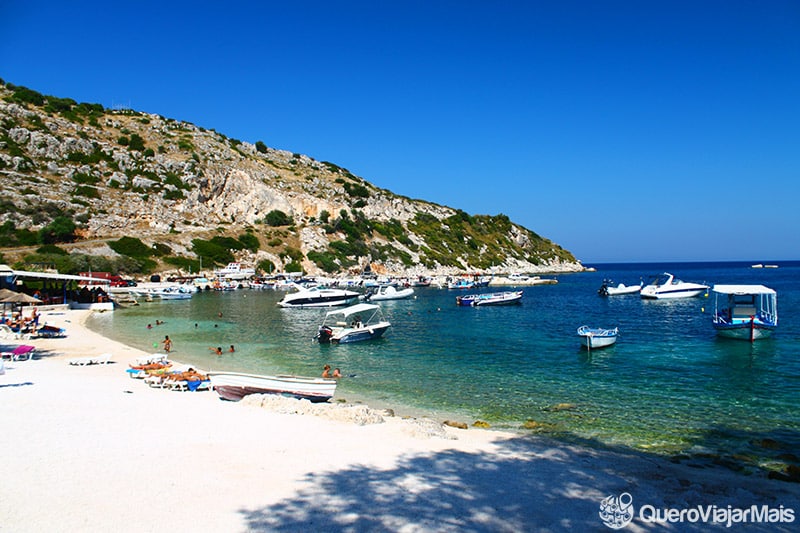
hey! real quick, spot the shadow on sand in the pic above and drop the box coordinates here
[238,433,800,532]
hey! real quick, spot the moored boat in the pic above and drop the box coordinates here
[456,290,523,307]
[213,262,256,280]
[712,284,777,341]
[365,285,414,301]
[598,279,643,296]
[577,325,619,349]
[640,272,709,300]
[278,283,360,308]
[316,303,391,343]
[207,371,337,402]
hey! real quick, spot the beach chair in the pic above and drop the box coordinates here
[90,353,112,365]
[68,356,94,366]
[1,345,36,361]
[0,324,22,340]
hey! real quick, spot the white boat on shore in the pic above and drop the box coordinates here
[640,273,709,300]
[577,325,619,349]
[712,284,778,341]
[316,303,391,343]
[207,371,337,402]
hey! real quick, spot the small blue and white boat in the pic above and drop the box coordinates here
[712,284,777,341]
[456,290,523,307]
[577,325,619,349]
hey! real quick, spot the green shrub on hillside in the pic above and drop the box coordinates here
[262,210,292,227]
[191,239,234,266]
[109,236,153,258]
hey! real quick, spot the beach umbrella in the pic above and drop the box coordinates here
[0,292,41,303]
[0,288,18,300]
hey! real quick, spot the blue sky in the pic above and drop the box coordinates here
[2,1,798,263]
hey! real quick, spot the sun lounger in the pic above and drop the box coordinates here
[69,353,112,366]
[0,324,22,340]
[126,368,147,378]
[135,353,169,365]
[1,345,36,361]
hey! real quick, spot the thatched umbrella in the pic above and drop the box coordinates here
[0,292,41,304]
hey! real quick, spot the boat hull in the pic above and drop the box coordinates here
[456,291,523,306]
[278,292,359,308]
[714,324,775,341]
[332,323,390,343]
[207,372,336,402]
[577,326,618,349]
[640,288,706,299]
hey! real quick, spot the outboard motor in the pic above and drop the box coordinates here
[316,325,334,343]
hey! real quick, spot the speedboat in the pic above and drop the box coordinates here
[639,273,709,300]
[207,371,336,402]
[712,284,777,341]
[365,285,414,301]
[577,325,618,349]
[598,279,643,296]
[277,284,360,308]
[456,290,523,307]
[316,303,391,343]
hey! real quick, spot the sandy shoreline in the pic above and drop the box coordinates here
[1,309,798,532]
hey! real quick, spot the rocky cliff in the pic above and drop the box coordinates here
[0,81,584,276]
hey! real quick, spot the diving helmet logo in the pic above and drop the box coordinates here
[599,492,634,529]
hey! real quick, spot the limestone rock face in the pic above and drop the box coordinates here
[0,84,585,275]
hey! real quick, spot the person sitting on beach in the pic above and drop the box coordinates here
[322,364,331,378]
[332,368,342,378]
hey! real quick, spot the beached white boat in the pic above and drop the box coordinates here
[640,273,709,300]
[316,303,391,343]
[365,285,414,301]
[207,371,337,402]
[598,279,643,296]
[456,290,523,307]
[712,284,778,341]
[278,284,360,308]
[577,326,619,349]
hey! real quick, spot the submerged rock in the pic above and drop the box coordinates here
[472,420,491,428]
[443,420,468,429]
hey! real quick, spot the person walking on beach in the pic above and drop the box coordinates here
[162,335,172,353]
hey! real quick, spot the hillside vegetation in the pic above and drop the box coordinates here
[0,79,583,276]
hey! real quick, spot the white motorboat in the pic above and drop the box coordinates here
[577,325,619,349]
[598,279,643,296]
[207,371,336,402]
[456,290,523,306]
[640,273,709,300]
[213,262,256,280]
[712,284,778,341]
[365,285,414,301]
[278,284,360,308]
[316,303,391,343]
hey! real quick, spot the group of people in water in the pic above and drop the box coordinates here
[321,364,342,378]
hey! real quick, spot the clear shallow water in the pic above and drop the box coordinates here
[87,261,800,460]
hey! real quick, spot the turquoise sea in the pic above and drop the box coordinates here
[87,261,800,465]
